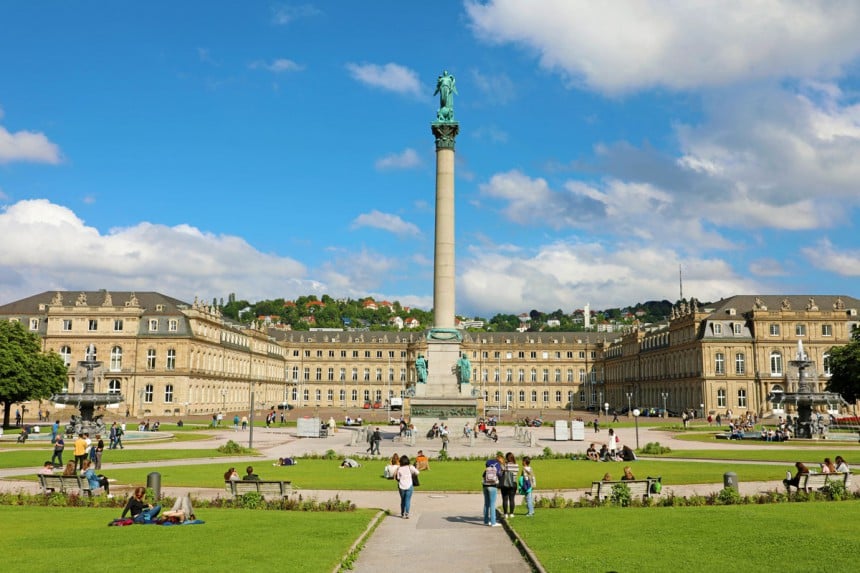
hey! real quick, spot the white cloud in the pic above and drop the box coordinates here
[271,4,321,25]
[375,148,421,170]
[249,58,304,73]
[316,248,399,295]
[802,239,860,276]
[351,210,420,237]
[0,199,317,305]
[471,69,516,104]
[0,125,62,164]
[459,239,761,315]
[749,258,788,277]
[345,63,422,96]
[465,1,860,94]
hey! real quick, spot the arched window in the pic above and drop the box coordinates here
[108,379,121,394]
[530,390,537,402]
[556,390,562,402]
[770,351,783,375]
[518,390,526,402]
[109,346,122,371]
[737,388,747,408]
[59,346,72,367]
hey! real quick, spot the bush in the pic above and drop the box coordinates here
[640,442,671,455]
[609,483,632,507]
[715,488,742,505]
[217,440,254,455]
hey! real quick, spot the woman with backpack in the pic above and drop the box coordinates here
[482,455,503,527]
[500,452,519,519]
[519,456,535,517]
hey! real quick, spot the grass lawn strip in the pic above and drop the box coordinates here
[3,505,375,572]
[0,447,249,469]
[509,501,860,572]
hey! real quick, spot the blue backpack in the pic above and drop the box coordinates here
[517,474,532,494]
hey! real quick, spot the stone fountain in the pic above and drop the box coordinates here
[51,344,124,437]
[769,339,846,439]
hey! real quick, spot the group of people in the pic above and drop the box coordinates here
[783,456,851,490]
[41,458,112,497]
[600,466,637,482]
[481,452,535,526]
[224,466,261,481]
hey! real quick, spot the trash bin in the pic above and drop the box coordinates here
[147,471,161,500]
[723,471,738,491]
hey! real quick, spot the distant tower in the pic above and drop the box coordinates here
[584,302,591,330]
[679,264,684,301]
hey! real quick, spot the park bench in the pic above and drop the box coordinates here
[789,472,851,493]
[38,474,94,497]
[225,480,293,499]
[588,478,661,502]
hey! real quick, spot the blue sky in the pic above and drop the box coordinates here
[2,1,860,317]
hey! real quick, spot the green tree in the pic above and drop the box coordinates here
[826,327,860,403]
[0,320,67,428]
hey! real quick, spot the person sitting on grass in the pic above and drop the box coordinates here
[242,465,260,481]
[81,459,111,497]
[415,450,430,471]
[488,427,498,443]
[121,486,161,523]
[340,458,360,468]
[163,494,196,522]
[598,444,610,461]
[586,443,600,461]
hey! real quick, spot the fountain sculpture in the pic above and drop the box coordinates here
[770,339,846,439]
[51,344,124,436]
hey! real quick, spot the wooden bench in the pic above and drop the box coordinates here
[38,474,94,496]
[790,472,851,493]
[589,478,660,502]
[225,480,293,499]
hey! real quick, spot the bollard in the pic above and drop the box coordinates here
[147,471,162,500]
[723,471,738,491]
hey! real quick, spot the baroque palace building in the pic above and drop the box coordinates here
[1,290,857,419]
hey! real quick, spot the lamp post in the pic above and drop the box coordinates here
[661,392,669,418]
[626,392,633,418]
[604,402,609,418]
[700,403,704,421]
[633,408,641,449]
[598,391,603,417]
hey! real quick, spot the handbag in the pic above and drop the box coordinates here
[412,471,420,487]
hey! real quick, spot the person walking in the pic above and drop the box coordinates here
[94,434,105,470]
[51,434,65,466]
[500,452,519,519]
[482,456,502,527]
[520,456,536,517]
[370,427,382,455]
[394,455,419,518]
[73,433,88,471]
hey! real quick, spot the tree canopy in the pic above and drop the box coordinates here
[826,326,860,404]
[0,320,67,427]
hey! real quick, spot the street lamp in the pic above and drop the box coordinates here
[661,392,669,418]
[626,392,633,418]
[604,402,609,417]
[633,409,641,449]
[598,391,603,417]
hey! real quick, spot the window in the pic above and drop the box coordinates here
[795,324,806,336]
[59,346,72,367]
[113,319,123,331]
[292,366,299,381]
[579,369,586,382]
[555,369,561,382]
[146,349,156,370]
[494,391,500,403]
[821,324,832,336]
[62,319,72,331]
[530,369,537,382]
[518,390,525,402]
[292,388,298,401]
[567,369,573,382]
[351,389,358,401]
[715,352,725,375]
[578,351,585,359]
[769,324,780,336]
[148,319,158,331]
[363,369,370,381]
[88,319,98,331]
[168,319,178,332]
[506,391,513,405]
[542,369,549,382]
[327,368,334,381]
[164,384,174,403]
[363,390,370,401]
[327,389,334,401]
[28,318,39,330]
[339,368,345,381]
[556,391,562,402]
[316,350,323,358]
[351,368,358,381]
[364,351,371,358]
[717,388,726,408]
[506,369,512,382]
[531,390,538,402]
[110,346,122,371]
[166,349,176,370]
[315,368,322,381]
[315,389,321,401]
[735,353,745,375]
[542,390,549,402]
[770,351,783,376]
[494,369,500,382]
[518,369,524,382]
[733,323,742,335]
[108,379,121,394]
[737,388,747,408]
[144,384,153,403]
[823,354,832,376]
[303,368,309,381]
[713,323,722,335]
[375,368,382,381]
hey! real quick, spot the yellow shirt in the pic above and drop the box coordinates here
[74,437,87,456]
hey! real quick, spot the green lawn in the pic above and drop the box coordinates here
[509,500,860,572]
[648,448,860,463]
[0,447,249,469]
[2,505,375,572]
[7,458,796,491]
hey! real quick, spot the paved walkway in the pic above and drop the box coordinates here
[2,423,857,572]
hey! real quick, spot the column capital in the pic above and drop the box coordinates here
[432,122,460,150]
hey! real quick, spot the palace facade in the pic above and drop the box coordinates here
[1,290,857,420]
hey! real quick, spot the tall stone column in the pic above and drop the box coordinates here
[431,122,459,330]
